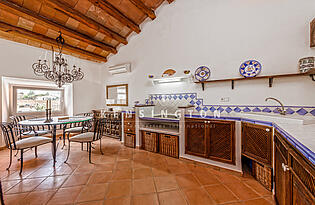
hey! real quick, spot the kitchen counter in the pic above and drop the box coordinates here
[184,112,315,164]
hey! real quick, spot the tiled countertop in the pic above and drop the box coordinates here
[185,112,315,164]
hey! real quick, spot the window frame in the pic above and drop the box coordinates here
[10,85,65,116]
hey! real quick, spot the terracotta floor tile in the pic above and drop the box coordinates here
[194,171,220,186]
[204,184,238,204]
[62,173,91,187]
[35,175,68,190]
[1,179,21,193]
[23,190,56,205]
[94,163,115,172]
[158,190,187,205]
[175,174,200,189]
[3,192,29,205]
[244,179,271,196]
[0,137,276,204]
[112,169,132,181]
[116,161,132,170]
[132,193,159,205]
[88,171,112,184]
[6,178,45,194]
[225,182,260,201]
[76,183,108,202]
[103,197,131,205]
[106,180,131,199]
[243,198,272,205]
[183,188,216,205]
[77,200,104,205]
[47,186,82,204]
[152,167,171,177]
[168,164,191,175]
[132,178,156,195]
[213,170,242,184]
[154,176,178,192]
[133,168,152,179]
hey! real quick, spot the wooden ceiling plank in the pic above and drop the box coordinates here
[0,0,117,53]
[87,0,141,33]
[44,0,128,45]
[129,0,156,20]
[0,20,107,62]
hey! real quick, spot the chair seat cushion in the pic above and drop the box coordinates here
[69,132,94,142]
[65,127,83,133]
[14,136,52,149]
[22,130,51,137]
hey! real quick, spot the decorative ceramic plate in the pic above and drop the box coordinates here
[195,66,211,82]
[239,60,262,78]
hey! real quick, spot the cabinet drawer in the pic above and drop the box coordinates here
[124,113,135,121]
[141,131,158,153]
[159,134,179,158]
[124,126,135,134]
[124,133,135,148]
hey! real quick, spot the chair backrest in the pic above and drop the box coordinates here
[92,118,105,141]
[0,123,18,150]
[10,115,50,135]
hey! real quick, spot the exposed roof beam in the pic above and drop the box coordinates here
[87,0,141,34]
[0,0,117,54]
[0,20,107,62]
[129,0,156,20]
[44,0,128,45]
[167,0,174,3]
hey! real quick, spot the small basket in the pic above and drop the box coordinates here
[142,131,158,153]
[124,133,135,148]
[159,134,179,158]
[252,161,273,191]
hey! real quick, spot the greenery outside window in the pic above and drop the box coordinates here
[11,85,65,115]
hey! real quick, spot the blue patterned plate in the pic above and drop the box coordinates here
[239,60,262,78]
[195,66,211,82]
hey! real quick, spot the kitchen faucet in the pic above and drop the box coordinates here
[265,97,286,115]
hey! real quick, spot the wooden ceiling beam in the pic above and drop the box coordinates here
[87,0,141,33]
[44,0,128,45]
[129,0,156,20]
[0,20,107,62]
[167,0,174,3]
[0,0,117,54]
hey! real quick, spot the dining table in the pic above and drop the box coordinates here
[18,116,93,166]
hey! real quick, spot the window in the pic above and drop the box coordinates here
[11,86,65,115]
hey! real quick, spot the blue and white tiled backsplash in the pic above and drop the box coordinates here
[145,93,315,117]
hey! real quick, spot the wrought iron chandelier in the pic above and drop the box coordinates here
[32,32,84,88]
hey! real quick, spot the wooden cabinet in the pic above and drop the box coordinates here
[274,131,291,205]
[242,122,273,166]
[185,119,208,157]
[185,118,235,165]
[124,113,135,148]
[274,130,315,205]
[311,18,315,47]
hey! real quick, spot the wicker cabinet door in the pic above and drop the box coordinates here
[241,122,272,166]
[185,119,207,157]
[208,121,235,165]
[289,150,315,204]
[274,133,290,205]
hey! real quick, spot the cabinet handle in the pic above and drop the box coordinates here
[266,128,270,132]
[282,163,289,172]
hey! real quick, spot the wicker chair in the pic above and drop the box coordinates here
[64,118,105,164]
[0,123,52,174]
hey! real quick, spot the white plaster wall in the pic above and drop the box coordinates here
[102,0,315,107]
[0,38,105,146]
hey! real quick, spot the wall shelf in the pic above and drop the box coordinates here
[195,72,315,90]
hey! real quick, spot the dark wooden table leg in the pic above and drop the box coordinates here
[52,125,57,167]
